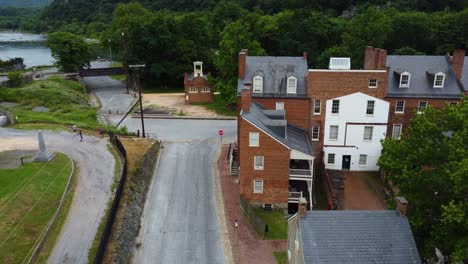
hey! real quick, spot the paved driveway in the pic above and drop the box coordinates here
[0,128,115,264]
[125,118,236,264]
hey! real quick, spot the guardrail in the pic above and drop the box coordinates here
[93,132,127,263]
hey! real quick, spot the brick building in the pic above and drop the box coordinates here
[183,61,214,103]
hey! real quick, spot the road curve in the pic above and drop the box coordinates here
[0,128,115,264]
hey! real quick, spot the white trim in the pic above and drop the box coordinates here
[368,79,378,88]
[249,132,259,147]
[253,179,263,193]
[287,76,297,94]
[253,75,263,93]
[395,100,405,113]
[313,99,321,115]
[359,154,367,166]
[290,149,314,160]
[399,72,411,88]
[242,117,291,150]
[392,124,402,139]
[276,102,284,110]
[433,72,445,88]
[312,125,320,141]
[254,156,264,170]
[308,69,387,73]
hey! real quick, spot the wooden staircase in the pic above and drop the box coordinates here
[230,147,239,175]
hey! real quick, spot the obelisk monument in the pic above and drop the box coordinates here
[34,130,54,162]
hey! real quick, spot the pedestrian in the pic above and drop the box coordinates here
[79,130,83,142]
[98,128,103,138]
[72,124,77,135]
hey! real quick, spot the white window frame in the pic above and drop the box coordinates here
[254,156,264,170]
[392,124,402,139]
[331,100,340,114]
[417,101,428,113]
[363,126,373,141]
[329,125,338,140]
[433,72,445,88]
[312,126,320,141]
[399,72,411,88]
[313,100,321,115]
[276,102,284,110]
[249,132,259,147]
[368,79,378,88]
[395,101,405,113]
[253,179,263,193]
[188,87,198,93]
[201,87,210,93]
[327,153,335,165]
[359,155,367,166]
[287,76,297,94]
[366,100,375,115]
[253,75,263,93]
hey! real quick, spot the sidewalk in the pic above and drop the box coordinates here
[343,171,386,210]
[217,144,286,264]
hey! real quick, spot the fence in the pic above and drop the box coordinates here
[239,196,268,238]
[93,132,127,263]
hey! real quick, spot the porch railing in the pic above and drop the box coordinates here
[289,169,312,180]
[288,191,303,203]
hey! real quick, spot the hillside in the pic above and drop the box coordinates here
[0,0,51,8]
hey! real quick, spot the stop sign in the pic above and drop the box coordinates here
[219,129,224,136]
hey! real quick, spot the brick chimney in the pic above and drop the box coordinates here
[239,49,248,79]
[451,49,465,78]
[241,87,251,113]
[303,52,308,60]
[364,46,376,70]
[396,197,408,217]
[377,48,387,69]
[298,197,307,218]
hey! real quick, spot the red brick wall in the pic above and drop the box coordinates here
[184,75,214,103]
[255,97,310,130]
[239,119,290,207]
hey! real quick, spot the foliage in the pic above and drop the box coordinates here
[378,99,468,260]
[0,0,50,8]
[392,47,425,55]
[273,251,288,264]
[7,71,23,87]
[47,31,90,72]
[253,208,287,240]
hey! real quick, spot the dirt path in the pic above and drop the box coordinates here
[344,171,386,210]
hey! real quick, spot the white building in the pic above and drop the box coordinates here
[323,92,389,171]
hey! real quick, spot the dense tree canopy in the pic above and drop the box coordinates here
[47,32,90,72]
[378,100,468,261]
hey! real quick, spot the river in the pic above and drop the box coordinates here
[0,32,54,67]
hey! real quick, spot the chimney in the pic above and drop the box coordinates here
[364,46,376,70]
[396,197,408,216]
[377,49,387,69]
[451,49,465,78]
[238,49,248,79]
[298,197,307,218]
[303,52,308,60]
[241,87,251,113]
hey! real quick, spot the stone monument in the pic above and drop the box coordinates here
[33,130,54,162]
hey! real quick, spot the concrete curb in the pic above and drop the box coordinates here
[27,154,75,264]
[213,142,235,264]
[131,115,236,120]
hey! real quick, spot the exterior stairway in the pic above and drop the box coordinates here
[230,147,239,175]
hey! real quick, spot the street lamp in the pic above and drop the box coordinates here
[108,39,112,61]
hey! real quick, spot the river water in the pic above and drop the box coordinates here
[0,32,54,67]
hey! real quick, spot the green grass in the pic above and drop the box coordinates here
[253,208,287,240]
[273,251,288,264]
[192,94,237,116]
[110,61,125,80]
[0,153,72,263]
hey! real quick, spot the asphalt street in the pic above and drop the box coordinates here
[0,128,115,264]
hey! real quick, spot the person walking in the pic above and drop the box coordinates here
[72,124,77,135]
[79,130,83,142]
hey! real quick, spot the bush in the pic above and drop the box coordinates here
[7,71,23,87]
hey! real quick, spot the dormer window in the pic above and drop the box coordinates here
[399,72,410,88]
[287,76,297,94]
[253,76,263,93]
[433,72,445,88]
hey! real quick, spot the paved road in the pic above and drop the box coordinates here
[127,118,236,264]
[0,128,115,264]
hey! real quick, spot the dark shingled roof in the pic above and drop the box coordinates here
[185,73,208,81]
[461,57,468,91]
[299,210,421,264]
[386,55,463,99]
[241,102,313,156]
[238,56,308,97]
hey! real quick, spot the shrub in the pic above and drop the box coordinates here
[7,71,23,87]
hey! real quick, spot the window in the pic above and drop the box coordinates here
[366,100,375,115]
[449,102,457,107]
[287,76,297,94]
[254,156,264,170]
[359,155,367,166]
[395,101,405,113]
[363,126,373,141]
[276,102,284,110]
[433,72,445,88]
[253,179,263,193]
[188,87,198,93]
[392,124,402,139]
[327,153,335,164]
[249,132,259,147]
[331,100,340,114]
[314,100,321,114]
[253,76,263,93]
[369,79,378,88]
[418,101,428,113]
[312,126,320,141]
[201,87,210,93]
[329,125,338,140]
[399,72,410,88]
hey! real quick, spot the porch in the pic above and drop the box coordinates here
[288,157,314,211]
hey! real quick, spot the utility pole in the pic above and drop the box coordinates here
[129,64,146,138]
[121,32,129,94]
[108,39,112,61]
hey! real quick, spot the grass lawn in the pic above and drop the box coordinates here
[253,208,287,240]
[0,153,72,263]
[273,251,288,264]
[192,94,237,116]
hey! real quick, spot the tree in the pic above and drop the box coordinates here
[47,32,90,72]
[378,99,468,261]
[7,71,23,87]
[392,47,424,55]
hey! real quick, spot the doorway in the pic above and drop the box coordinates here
[342,155,351,170]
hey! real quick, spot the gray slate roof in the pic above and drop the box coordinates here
[242,102,313,156]
[299,210,421,264]
[386,55,463,99]
[185,73,208,81]
[238,56,308,97]
[461,57,468,91]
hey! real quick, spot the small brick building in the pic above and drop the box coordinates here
[184,61,214,103]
